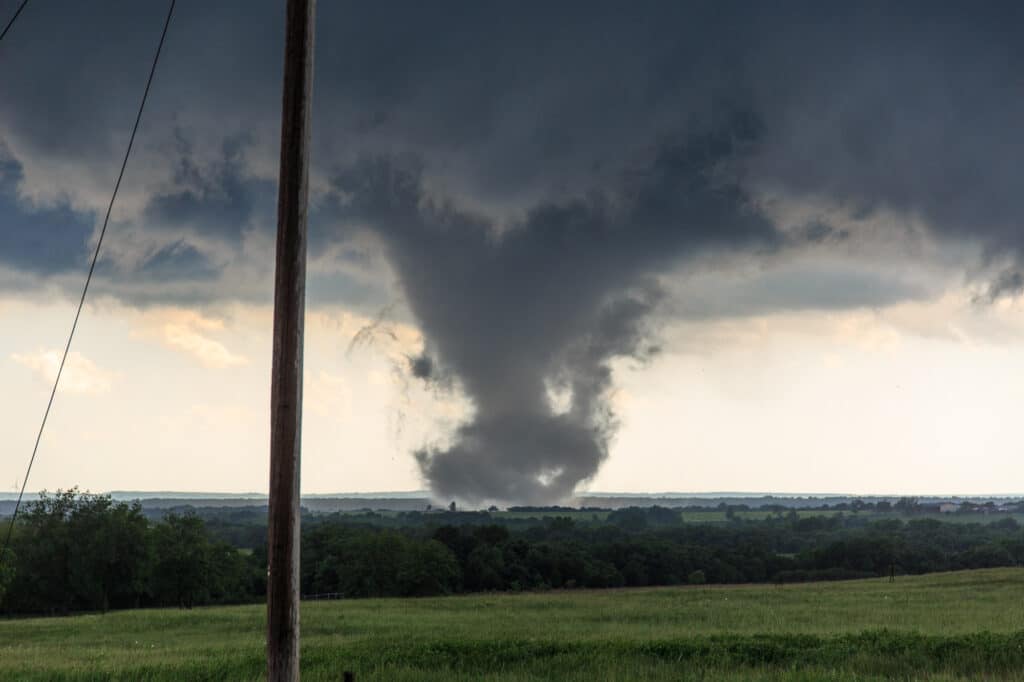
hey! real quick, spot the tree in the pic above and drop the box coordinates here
[11,489,80,614]
[206,541,259,604]
[894,497,920,514]
[608,507,648,531]
[0,547,14,606]
[152,513,213,608]
[397,540,461,596]
[465,544,506,591]
[67,495,149,612]
[3,489,150,614]
[647,506,683,526]
[332,530,408,597]
[475,525,509,546]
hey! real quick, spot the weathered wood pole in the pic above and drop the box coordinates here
[267,0,315,680]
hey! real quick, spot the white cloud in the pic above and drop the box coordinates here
[305,369,353,418]
[11,349,116,395]
[135,308,248,368]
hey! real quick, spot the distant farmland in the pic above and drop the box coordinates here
[3,568,1023,681]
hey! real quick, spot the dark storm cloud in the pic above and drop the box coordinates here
[408,354,435,381]
[0,1,287,303]
[135,240,220,283]
[0,2,282,160]
[142,135,270,243]
[743,2,1024,292]
[669,266,933,321]
[0,149,93,274]
[978,270,1024,304]
[3,1,1020,296]
[789,221,850,247]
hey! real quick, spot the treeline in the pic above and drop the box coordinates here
[4,495,1024,615]
[0,489,262,615]
[302,509,1024,597]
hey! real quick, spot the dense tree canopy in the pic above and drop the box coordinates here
[1,489,260,615]
[2,495,1023,615]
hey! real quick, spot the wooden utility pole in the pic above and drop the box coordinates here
[268,0,315,680]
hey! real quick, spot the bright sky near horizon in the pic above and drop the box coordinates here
[6,290,1024,497]
[3,2,1024,501]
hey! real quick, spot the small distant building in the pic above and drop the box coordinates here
[939,502,960,513]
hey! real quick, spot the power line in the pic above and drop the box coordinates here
[1,0,177,566]
[0,0,30,45]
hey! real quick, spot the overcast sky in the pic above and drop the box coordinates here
[2,1,1024,501]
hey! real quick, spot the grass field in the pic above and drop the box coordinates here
[2,569,1024,681]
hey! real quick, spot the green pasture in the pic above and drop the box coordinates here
[3,568,1024,680]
